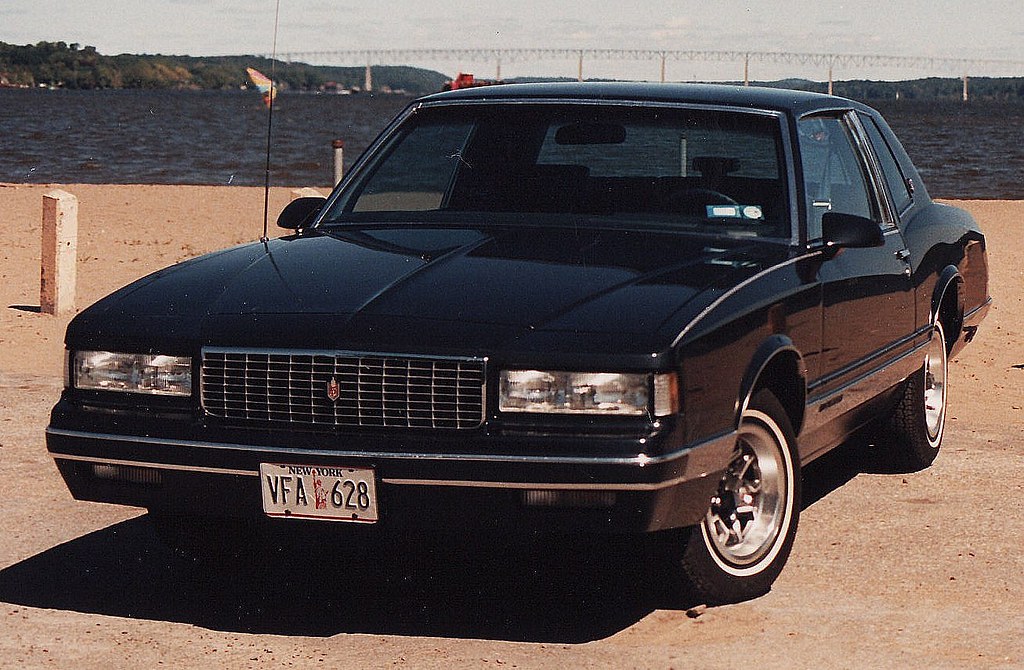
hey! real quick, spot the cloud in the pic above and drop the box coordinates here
[650,16,695,42]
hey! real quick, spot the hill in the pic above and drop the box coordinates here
[0,41,449,94]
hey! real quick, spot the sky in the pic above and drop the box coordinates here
[3,0,1023,82]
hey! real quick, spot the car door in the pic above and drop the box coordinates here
[799,111,915,448]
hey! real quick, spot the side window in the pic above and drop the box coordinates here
[798,115,874,240]
[859,113,913,213]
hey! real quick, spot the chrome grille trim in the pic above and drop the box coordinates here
[201,348,486,430]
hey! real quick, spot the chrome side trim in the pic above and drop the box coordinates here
[46,427,736,480]
[50,453,257,478]
[799,337,925,444]
[381,472,697,491]
[806,327,925,399]
[670,253,818,347]
[807,339,923,407]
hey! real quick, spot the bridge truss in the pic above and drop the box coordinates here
[269,48,1024,98]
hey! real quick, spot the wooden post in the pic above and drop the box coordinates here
[577,51,584,82]
[40,189,78,315]
[743,54,749,86]
[660,54,666,83]
[332,139,345,185]
[364,63,372,92]
[962,74,969,102]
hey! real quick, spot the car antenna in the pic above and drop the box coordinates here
[260,0,282,245]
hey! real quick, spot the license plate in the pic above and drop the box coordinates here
[259,463,378,523]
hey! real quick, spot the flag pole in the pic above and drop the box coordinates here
[261,0,281,244]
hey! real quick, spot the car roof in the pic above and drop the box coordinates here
[417,81,874,117]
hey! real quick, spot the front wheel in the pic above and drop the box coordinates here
[672,389,801,605]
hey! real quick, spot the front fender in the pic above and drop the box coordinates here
[736,335,808,434]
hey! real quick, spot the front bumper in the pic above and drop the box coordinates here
[46,411,734,535]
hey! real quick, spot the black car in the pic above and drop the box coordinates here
[47,83,990,604]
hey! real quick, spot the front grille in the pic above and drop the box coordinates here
[201,349,486,430]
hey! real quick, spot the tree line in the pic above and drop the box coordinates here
[3,41,1024,101]
[0,41,448,93]
[773,77,1024,101]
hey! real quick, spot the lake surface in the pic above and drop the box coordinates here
[2,89,1022,199]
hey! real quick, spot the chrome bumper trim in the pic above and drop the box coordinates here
[46,427,736,490]
[46,426,734,468]
[50,452,258,478]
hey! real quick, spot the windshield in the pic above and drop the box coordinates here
[323,103,788,237]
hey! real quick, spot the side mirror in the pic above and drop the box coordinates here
[820,212,884,252]
[277,196,327,230]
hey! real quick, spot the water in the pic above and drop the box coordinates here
[0,89,411,187]
[872,99,1024,200]
[1,89,1022,198]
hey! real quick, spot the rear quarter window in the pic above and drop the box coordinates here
[860,112,913,213]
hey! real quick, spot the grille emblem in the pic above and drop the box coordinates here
[326,376,341,402]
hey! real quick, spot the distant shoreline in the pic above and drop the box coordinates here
[5,41,1024,100]
[6,77,1024,102]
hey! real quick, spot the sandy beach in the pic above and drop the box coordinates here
[0,183,1021,668]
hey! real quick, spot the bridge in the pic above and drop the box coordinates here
[271,48,1024,98]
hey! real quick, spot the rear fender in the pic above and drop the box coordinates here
[931,265,964,350]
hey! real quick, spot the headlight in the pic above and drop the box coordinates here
[499,370,677,417]
[73,351,193,397]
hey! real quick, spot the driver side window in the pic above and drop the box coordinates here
[798,115,874,240]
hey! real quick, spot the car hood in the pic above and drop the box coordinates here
[68,225,789,362]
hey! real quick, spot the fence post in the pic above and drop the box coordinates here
[40,189,78,315]
[332,139,345,185]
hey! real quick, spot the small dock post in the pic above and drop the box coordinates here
[332,139,345,185]
[40,189,78,315]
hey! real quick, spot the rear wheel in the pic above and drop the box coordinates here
[887,321,948,471]
[673,389,801,604]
